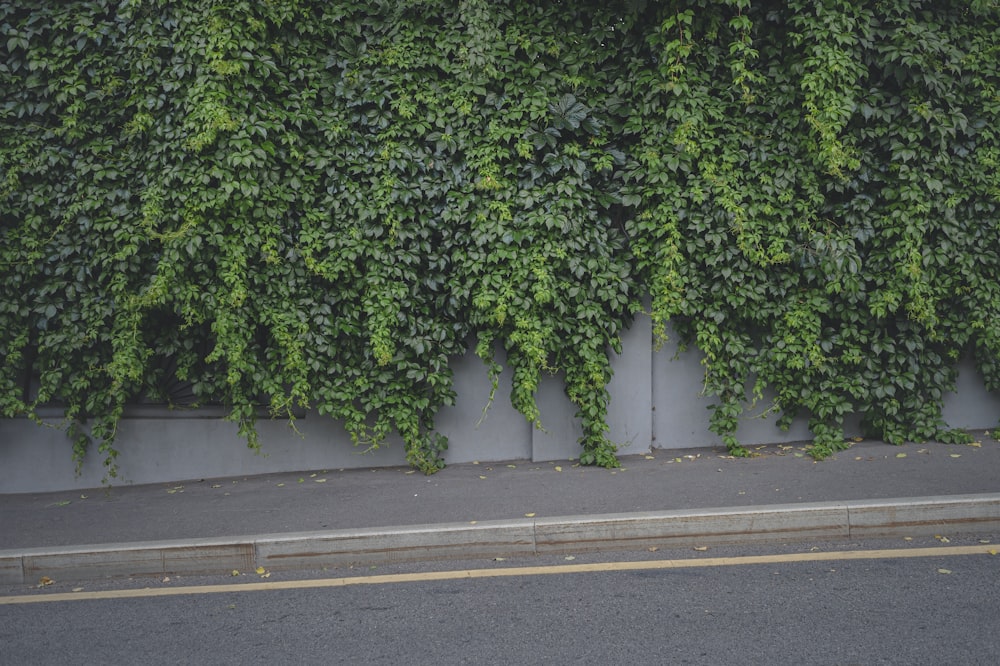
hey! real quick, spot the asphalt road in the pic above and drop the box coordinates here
[2,536,998,665]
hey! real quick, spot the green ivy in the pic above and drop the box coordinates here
[2,0,999,476]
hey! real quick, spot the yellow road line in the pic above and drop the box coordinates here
[1,544,995,606]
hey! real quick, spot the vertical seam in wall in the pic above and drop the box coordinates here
[651,331,655,450]
[649,315,656,451]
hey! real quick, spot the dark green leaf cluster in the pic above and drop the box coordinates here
[627,0,1000,457]
[2,0,998,474]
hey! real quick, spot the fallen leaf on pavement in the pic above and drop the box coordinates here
[564,556,576,561]
[693,546,709,552]
[72,587,84,593]
[937,569,952,574]
[895,453,907,458]
[950,454,961,458]
[493,557,506,562]
[255,567,266,575]
[314,478,327,483]
[231,570,240,576]
[38,577,54,587]
[648,547,659,552]
[554,466,562,472]
[525,512,536,517]
[935,535,951,543]
[969,441,982,448]
[479,475,487,480]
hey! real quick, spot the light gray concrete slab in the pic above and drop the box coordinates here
[531,315,653,462]
[943,358,1000,428]
[22,547,168,581]
[159,543,255,575]
[14,539,254,581]
[847,494,1000,538]
[650,333,865,449]
[436,344,533,464]
[255,520,536,569]
[534,504,851,553]
[0,555,22,585]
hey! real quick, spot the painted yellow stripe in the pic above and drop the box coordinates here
[1,544,995,606]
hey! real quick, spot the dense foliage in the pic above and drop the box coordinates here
[2,0,999,475]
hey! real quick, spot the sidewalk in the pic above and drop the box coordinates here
[2,436,999,585]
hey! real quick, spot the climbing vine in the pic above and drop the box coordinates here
[2,0,999,475]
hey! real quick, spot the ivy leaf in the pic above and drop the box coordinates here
[549,94,589,130]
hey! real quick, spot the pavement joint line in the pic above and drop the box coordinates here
[1,544,996,606]
[2,493,999,586]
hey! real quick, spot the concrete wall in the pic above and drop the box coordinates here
[3,313,999,493]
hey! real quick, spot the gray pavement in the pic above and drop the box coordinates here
[2,435,999,585]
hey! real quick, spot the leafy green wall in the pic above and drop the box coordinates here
[2,0,999,475]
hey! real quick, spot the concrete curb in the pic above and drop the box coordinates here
[3,493,999,585]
